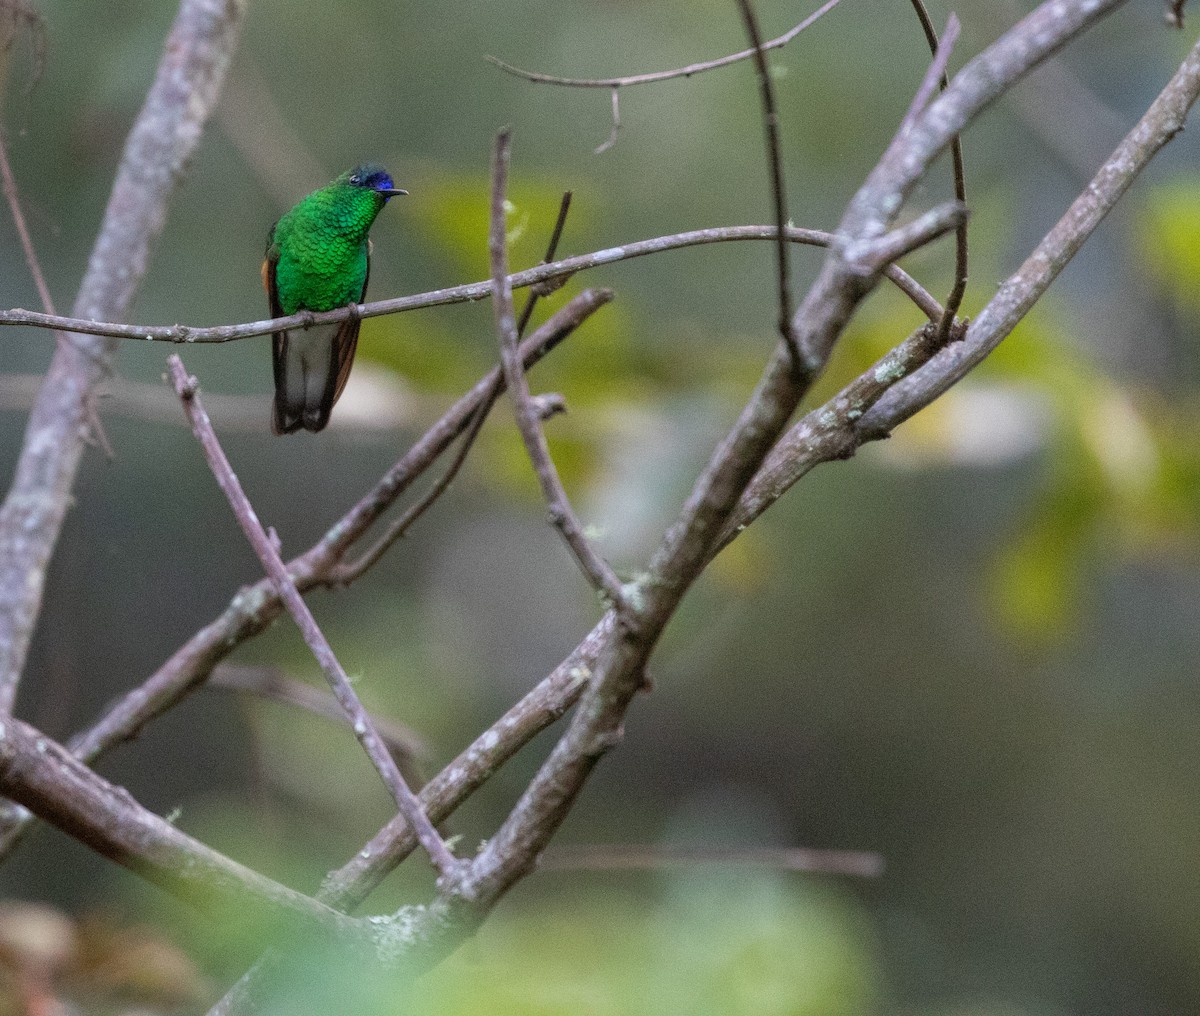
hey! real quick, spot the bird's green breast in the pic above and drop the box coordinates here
[271,185,384,313]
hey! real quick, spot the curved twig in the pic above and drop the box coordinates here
[484,0,847,88]
[907,0,970,345]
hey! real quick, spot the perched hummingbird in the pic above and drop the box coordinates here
[262,164,407,434]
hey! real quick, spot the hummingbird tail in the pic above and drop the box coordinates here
[271,319,359,434]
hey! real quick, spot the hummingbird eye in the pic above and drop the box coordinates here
[349,174,362,185]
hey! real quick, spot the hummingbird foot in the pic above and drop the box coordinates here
[344,300,361,323]
[299,309,316,330]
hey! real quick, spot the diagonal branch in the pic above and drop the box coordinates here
[0,715,359,937]
[167,357,462,883]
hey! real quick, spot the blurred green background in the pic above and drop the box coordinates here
[2,0,1200,1012]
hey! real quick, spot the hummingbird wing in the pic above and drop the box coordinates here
[329,255,368,409]
[263,228,308,435]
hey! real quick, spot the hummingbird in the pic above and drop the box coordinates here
[262,164,407,434]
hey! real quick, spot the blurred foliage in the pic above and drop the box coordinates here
[204,869,875,1016]
[1138,174,1200,318]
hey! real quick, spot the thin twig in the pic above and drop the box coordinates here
[907,0,970,344]
[538,844,885,877]
[896,14,961,140]
[326,381,497,585]
[167,357,462,884]
[734,0,801,369]
[516,191,574,336]
[209,664,430,767]
[594,87,621,154]
[0,225,945,343]
[0,133,114,460]
[484,0,848,88]
[489,130,632,614]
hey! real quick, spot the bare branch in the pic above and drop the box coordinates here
[484,0,848,88]
[320,619,612,910]
[489,130,632,613]
[0,224,945,344]
[841,200,968,274]
[896,14,961,141]
[210,626,612,1016]
[0,0,245,715]
[907,0,971,344]
[0,715,359,936]
[734,0,801,368]
[594,87,621,154]
[167,357,462,883]
[723,23,1200,546]
[0,135,58,325]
